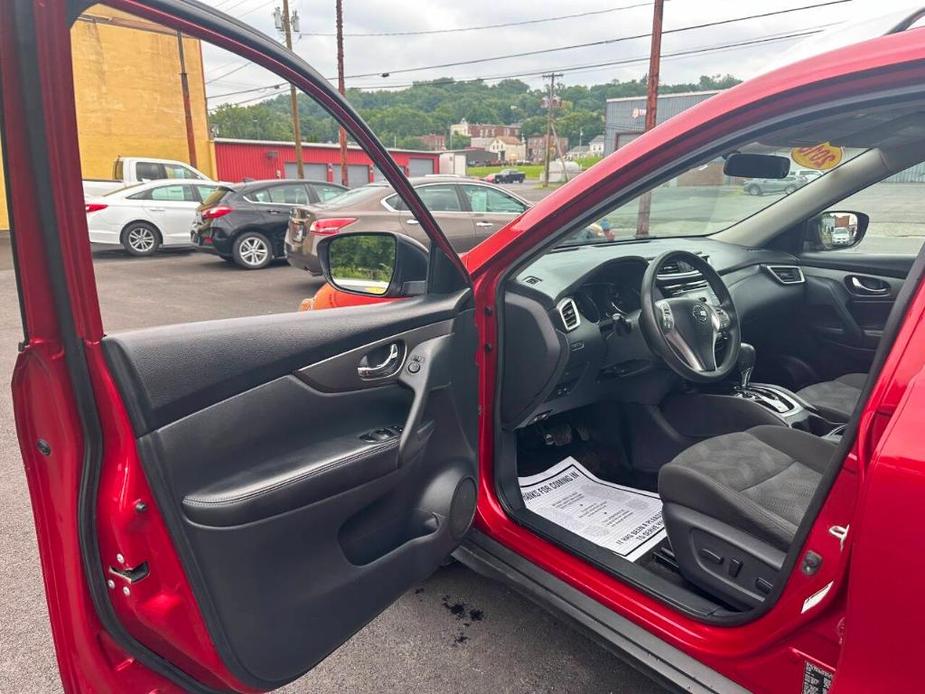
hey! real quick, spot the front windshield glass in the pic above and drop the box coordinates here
[561,142,864,246]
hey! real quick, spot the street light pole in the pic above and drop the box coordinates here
[336,0,348,186]
[636,0,664,238]
[279,0,304,178]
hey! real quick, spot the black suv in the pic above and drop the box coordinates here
[192,179,347,269]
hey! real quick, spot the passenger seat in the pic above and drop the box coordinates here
[796,373,867,422]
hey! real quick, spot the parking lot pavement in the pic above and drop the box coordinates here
[0,243,660,693]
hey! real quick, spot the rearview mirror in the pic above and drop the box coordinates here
[318,231,428,297]
[808,210,869,251]
[723,153,791,179]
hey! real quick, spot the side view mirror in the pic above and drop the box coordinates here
[807,210,869,251]
[317,231,428,298]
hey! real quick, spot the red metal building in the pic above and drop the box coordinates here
[213,138,440,187]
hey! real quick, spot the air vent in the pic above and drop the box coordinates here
[657,254,710,282]
[557,298,581,332]
[764,265,805,285]
[523,275,543,285]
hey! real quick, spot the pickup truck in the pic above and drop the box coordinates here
[82,156,212,197]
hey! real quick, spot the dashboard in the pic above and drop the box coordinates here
[501,237,807,429]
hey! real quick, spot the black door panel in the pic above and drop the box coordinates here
[103,293,467,435]
[103,299,478,688]
[798,258,908,378]
[799,251,914,279]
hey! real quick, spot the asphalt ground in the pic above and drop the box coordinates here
[0,239,660,693]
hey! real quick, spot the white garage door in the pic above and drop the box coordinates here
[331,164,370,188]
[408,158,435,177]
[284,162,328,181]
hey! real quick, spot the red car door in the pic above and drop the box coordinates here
[2,2,477,692]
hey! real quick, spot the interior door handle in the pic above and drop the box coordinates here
[358,343,402,379]
[849,276,890,296]
[475,221,494,227]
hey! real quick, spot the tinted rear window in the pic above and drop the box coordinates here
[202,186,234,207]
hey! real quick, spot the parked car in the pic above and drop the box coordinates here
[84,180,227,256]
[742,172,808,195]
[485,168,526,184]
[285,177,530,275]
[191,178,348,269]
[83,156,212,197]
[11,5,925,694]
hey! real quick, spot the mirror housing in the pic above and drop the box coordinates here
[318,231,428,298]
[807,210,869,251]
[723,153,790,179]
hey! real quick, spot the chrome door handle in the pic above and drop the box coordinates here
[406,219,420,225]
[358,343,402,379]
[475,221,494,227]
[148,207,166,212]
[849,276,889,295]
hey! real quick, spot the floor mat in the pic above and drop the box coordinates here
[519,456,667,563]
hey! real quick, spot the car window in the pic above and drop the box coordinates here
[127,184,195,201]
[246,184,310,205]
[196,185,222,201]
[135,161,165,181]
[462,185,527,214]
[164,163,202,180]
[311,183,346,202]
[389,185,461,212]
[202,186,234,207]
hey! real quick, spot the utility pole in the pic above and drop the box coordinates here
[176,31,198,168]
[542,72,562,187]
[636,0,664,238]
[336,0,348,186]
[276,1,304,178]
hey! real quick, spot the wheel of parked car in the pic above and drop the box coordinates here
[233,231,272,270]
[120,221,161,257]
[745,184,762,196]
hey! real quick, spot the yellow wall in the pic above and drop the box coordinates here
[0,5,212,229]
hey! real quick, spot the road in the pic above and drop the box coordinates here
[0,242,660,693]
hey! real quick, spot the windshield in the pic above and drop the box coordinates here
[561,142,864,246]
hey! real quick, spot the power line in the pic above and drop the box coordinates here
[341,0,851,79]
[297,2,658,38]
[206,60,252,84]
[207,28,821,108]
[351,28,823,89]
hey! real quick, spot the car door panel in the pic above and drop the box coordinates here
[101,296,478,687]
[799,256,910,374]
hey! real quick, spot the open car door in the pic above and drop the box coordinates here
[2,1,478,691]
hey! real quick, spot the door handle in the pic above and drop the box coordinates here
[148,207,166,212]
[358,343,402,379]
[475,221,494,227]
[849,276,890,296]
[406,219,420,225]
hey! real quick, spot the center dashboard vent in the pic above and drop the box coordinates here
[764,265,805,285]
[557,298,581,332]
[656,254,710,293]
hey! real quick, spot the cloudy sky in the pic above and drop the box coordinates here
[200,0,923,108]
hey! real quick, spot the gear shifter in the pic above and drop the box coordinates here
[737,342,756,391]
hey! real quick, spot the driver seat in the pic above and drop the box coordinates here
[658,425,836,609]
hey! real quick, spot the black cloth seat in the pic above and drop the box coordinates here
[659,425,837,551]
[796,372,867,422]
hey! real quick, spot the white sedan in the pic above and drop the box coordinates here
[85,179,228,256]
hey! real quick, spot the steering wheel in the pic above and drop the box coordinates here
[639,250,741,383]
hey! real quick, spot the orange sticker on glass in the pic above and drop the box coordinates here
[791,143,843,171]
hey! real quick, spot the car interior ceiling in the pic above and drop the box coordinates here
[491,102,925,622]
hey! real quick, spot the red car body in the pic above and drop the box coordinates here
[5,2,925,692]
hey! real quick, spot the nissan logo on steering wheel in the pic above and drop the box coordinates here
[692,303,710,323]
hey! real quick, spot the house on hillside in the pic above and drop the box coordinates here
[451,119,521,139]
[527,134,569,163]
[418,133,446,151]
[588,134,605,157]
[487,136,526,163]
